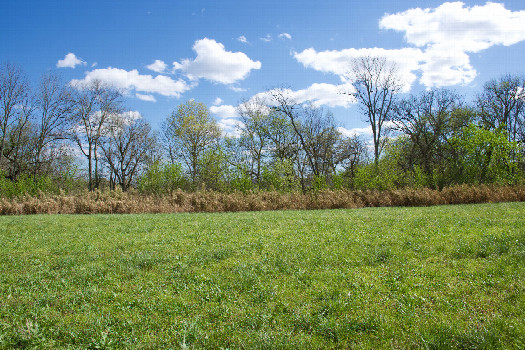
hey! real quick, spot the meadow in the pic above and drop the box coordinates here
[0,202,524,349]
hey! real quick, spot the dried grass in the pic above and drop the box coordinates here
[1,185,525,215]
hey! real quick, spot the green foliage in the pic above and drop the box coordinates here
[0,171,60,198]
[227,166,256,193]
[260,159,300,192]
[450,124,522,185]
[197,147,229,191]
[138,161,186,195]
[352,146,408,190]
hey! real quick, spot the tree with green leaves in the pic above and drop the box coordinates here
[163,100,221,186]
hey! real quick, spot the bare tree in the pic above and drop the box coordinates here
[0,62,31,174]
[270,89,317,184]
[100,113,156,191]
[163,100,221,186]
[476,74,525,142]
[347,56,403,163]
[69,80,123,191]
[299,105,341,178]
[391,89,468,186]
[237,98,272,183]
[32,72,74,177]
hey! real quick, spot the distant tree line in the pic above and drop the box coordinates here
[1,59,524,197]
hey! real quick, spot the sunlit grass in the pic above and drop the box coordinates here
[1,203,524,349]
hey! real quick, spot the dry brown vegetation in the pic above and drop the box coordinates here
[1,184,525,215]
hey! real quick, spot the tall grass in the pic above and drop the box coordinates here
[1,184,525,215]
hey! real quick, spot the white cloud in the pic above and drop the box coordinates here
[294,2,525,89]
[146,59,167,73]
[218,118,244,137]
[418,45,477,87]
[136,93,157,102]
[249,83,356,109]
[56,53,86,68]
[294,47,424,91]
[210,104,238,119]
[260,34,272,42]
[173,38,261,84]
[213,97,223,105]
[238,35,248,44]
[379,1,525,87]
[118,110,143,124]
[337,126,372,138]
[278,33,292,40]
[288,83,355,108]
[71,67,192,98]
[380,2,525,52]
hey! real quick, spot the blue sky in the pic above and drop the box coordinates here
[2,0,525,136]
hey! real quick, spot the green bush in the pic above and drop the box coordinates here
[138,161,187,195]
[0,172,59,198]
[450,124,523,185]
[260,159,300,192]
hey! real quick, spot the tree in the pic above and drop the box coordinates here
[0,62,32,175]
[476,74,525,142]
[163,100,221,186]
[100,113,156,191]
[298,105,341,179]
[391,89,468,187]
[347,56,403,163]
[69,80,123,191]
[450,124,522,184]
[32,72,74,177]
[236,98,272,184]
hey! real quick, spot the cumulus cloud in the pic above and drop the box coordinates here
[146,59,167,73]
[213,97,223,105]
[337,126,372,138]
[278,33,292,40]
[237,35,248,44]
[70,67,191,98]
[294,2,525,88]
[294,47,424,91]
[380,2,525,52]
[247,83,356,109]
[136,93,157,102]
[210,104,238,119]
[173,38,261,84]
[338,121,397,138]
[217,118,245,137]
[56,53,86,68]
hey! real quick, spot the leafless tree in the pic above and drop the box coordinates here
[236,98,272,183]
[32,72,74,177]
[269,89,344,189]
[100,114,156,191]
[69,80,123,190]
[0,62,32,174]
[299,105,341,177]
[391,89,467,185]
[476,74,525,142]
[347,56,403,163]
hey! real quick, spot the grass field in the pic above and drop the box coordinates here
[0,203,524,349]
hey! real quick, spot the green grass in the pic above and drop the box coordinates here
[1,203,524,349]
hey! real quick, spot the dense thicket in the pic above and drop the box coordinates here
[1,60,524,198]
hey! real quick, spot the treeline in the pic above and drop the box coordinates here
[1,59,525,198]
